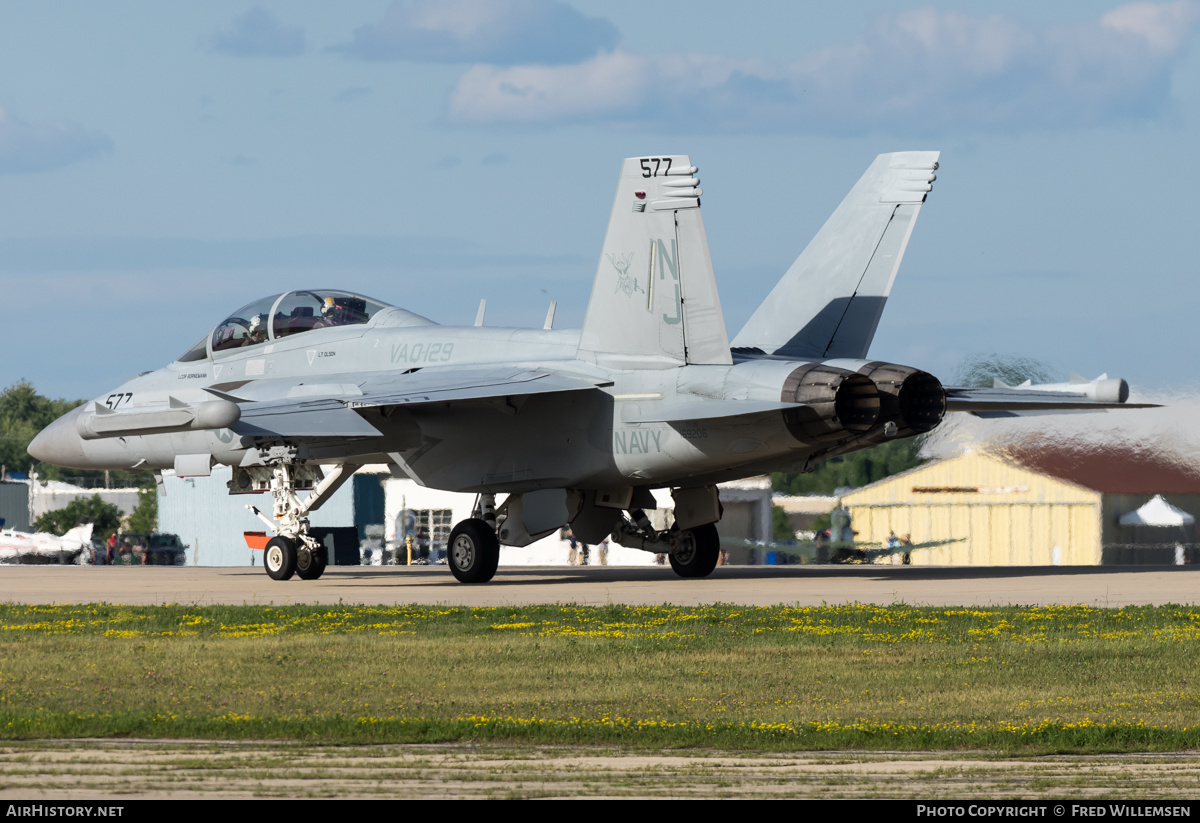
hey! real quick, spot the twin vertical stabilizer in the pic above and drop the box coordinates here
[732,151,940,360]
[578,156,732,369]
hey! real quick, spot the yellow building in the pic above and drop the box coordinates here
[841,444,1200,566]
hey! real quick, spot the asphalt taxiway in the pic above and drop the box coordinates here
[1,564,1196,606]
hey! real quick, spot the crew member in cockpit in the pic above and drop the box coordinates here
[315,296,367,328]
[315,296,342,328]
[246,314,268,346]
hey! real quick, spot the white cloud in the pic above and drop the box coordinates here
[450,51,652,123]
[210,7,305,58]
[334,0,617,65]
[0,106,112,174]
[1101,0,1200,54]
[447,2,1200,133]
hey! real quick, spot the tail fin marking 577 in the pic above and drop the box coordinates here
[578,156,732,369]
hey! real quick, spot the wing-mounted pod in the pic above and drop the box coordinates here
[993,373,1129,403]
[944,372,1154,415]
[780,364,880,444]
[856,362,946,437]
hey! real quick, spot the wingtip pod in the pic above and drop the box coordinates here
[1063,375,1128,403]
[945,373,1149,415]
[1079,375,1128,403]
[985,374,1130,404]
[732,151,940,361]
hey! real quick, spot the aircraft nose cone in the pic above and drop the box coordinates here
[28,406,89,468]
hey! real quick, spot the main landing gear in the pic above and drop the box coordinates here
[612,506,722,580]
[447,494,500,584]
[667,523,720,579]
[439,492,724,584]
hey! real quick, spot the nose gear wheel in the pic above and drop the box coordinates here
[264,536,297,581]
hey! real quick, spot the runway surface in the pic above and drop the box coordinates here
[4,740,1198,799]
[1,563,1197,606]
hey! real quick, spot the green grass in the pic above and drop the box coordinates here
[1,603,1199,752]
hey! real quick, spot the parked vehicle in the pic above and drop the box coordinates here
[112,532,187,566]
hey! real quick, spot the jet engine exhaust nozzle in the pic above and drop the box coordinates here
[780,365,880,444]
[857,362,946,436]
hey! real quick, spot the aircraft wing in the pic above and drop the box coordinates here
[349,368,611,409]
[943,386,1158,417]
[221,368,610,439]
[232,399,385,438]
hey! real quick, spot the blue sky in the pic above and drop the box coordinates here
[2,1,1197,399]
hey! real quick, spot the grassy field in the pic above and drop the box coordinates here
[2,602,1199,753]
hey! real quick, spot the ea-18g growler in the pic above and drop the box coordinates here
[29,152,1145,583]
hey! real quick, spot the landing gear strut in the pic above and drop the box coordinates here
[246,457,360,582]
[612,508,722,580]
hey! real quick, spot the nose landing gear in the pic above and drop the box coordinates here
[247,457,360,582]
[264,535,296,581]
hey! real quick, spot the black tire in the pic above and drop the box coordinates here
[447,519,500,584]
[669,524,720,579]
[264,536,297,581]
[296,541,327,580]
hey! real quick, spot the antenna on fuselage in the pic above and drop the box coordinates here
[475,299,486,327]
[543,301,556,330]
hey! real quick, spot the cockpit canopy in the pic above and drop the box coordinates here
[177,290,392,362]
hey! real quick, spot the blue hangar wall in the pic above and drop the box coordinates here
[158,466,384,566]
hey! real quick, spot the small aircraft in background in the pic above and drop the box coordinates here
[0,521,94,565]
[29,152,1151,584]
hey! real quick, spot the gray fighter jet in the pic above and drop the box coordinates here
[29,152,1148,584]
